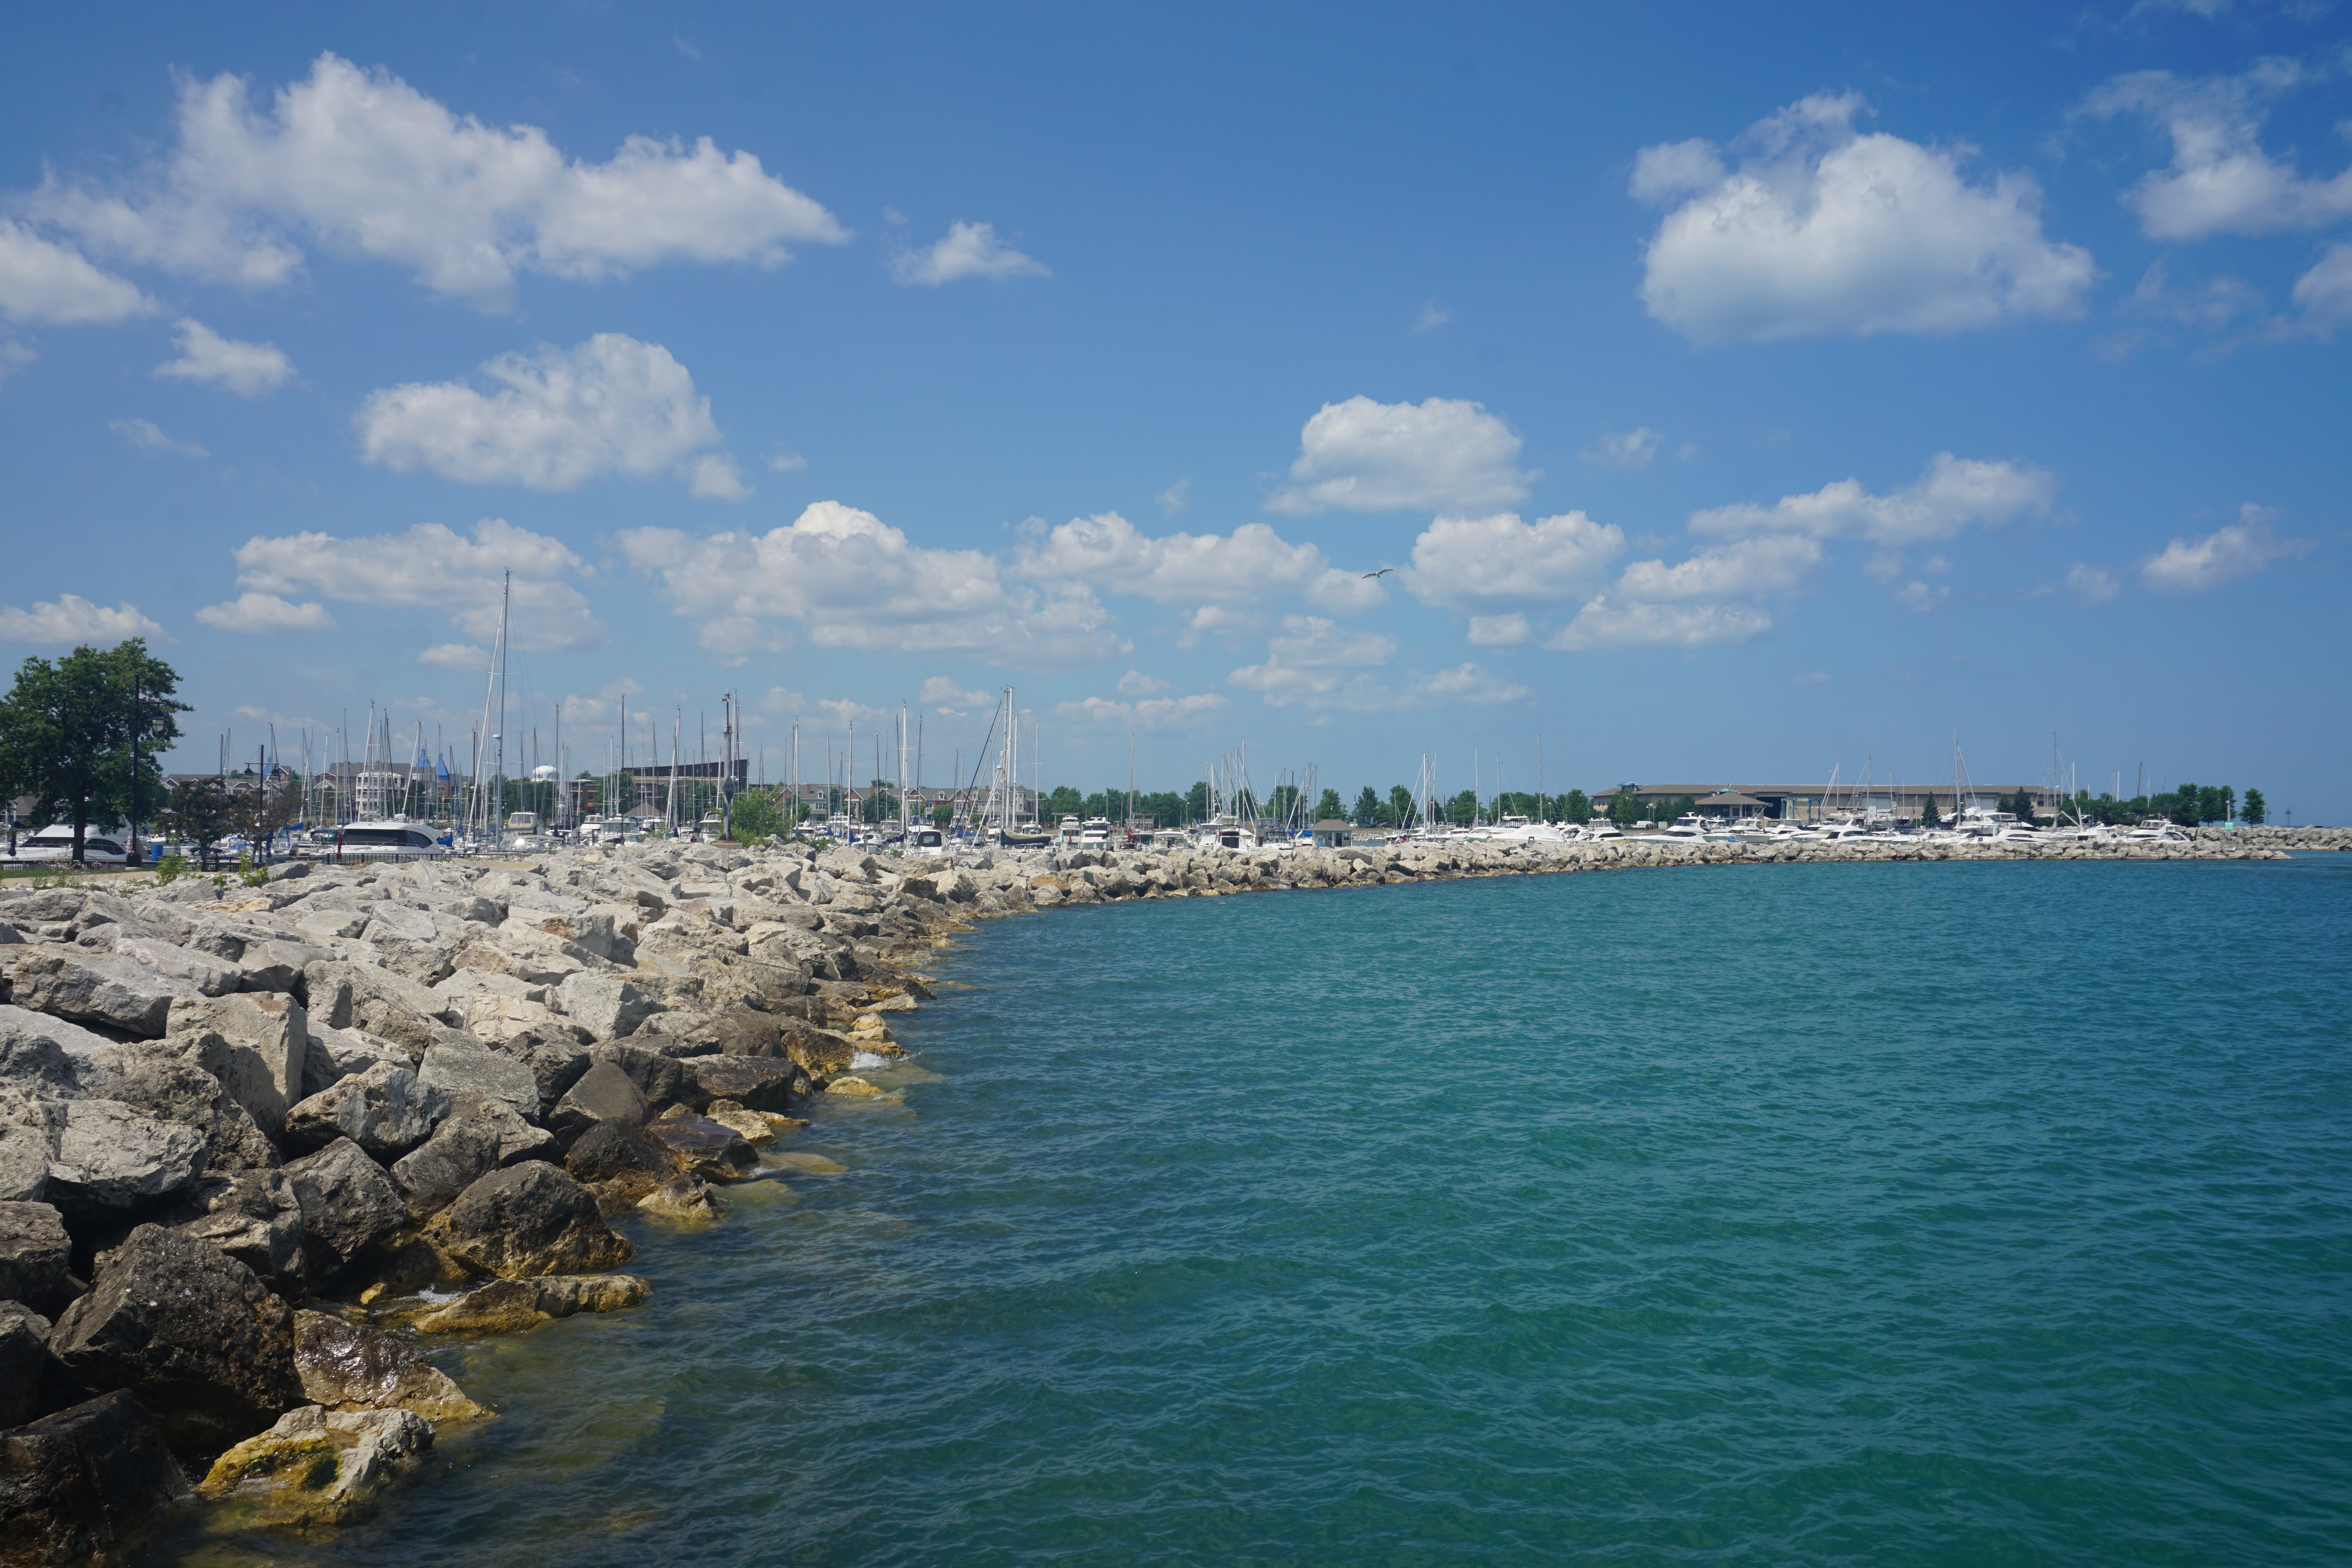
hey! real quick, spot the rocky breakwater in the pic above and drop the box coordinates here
[2190,824,2352,853]
[0,839,984,1558]
[0,826,2299,1556]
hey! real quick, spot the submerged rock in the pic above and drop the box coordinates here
[198,1403,431,1526]
[636,1175,716,1222]
[412,1273,650,1335]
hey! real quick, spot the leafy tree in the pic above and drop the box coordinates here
[1352,786,1380,824]
[234,777,304,853]
[1608,788,1642,826]
[1045,785,1083,819]
[1561,788,1593,823]
[2167,782,2201,829]
[1918,793,1941,829]
[1446,788,1478,825]
[2201,784,2232,824]
[0,639,187,863]
[1314,788,1344,822]
[728,787,786,843]
[2243,788,2266,824]
[162,777,237,857]
[1388,784,1414,827]
[1185,781,1209,822]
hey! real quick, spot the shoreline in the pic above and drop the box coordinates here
[0,826,2337,1558]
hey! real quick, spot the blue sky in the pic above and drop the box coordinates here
[3,2,2347,817]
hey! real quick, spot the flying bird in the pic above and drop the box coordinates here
[1362,566,1394,579]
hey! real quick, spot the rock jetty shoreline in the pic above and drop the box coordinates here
[0,823,2337,1559]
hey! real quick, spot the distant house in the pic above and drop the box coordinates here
[1311,819,1354,847]
[1591,782,2056,823]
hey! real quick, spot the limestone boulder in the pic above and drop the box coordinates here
[552,972,654,1040]
[491,1025,590,1116]
[45,1226,303,1452]
[292,1310,486,1423]
[546,1060,648,1149]
[198,1403,430,1526]
[416,1040,540,1122]
[562,1121,675,1211]
[233,939,326,996]
[283,1060,450,1160]
[388,1101,550,1221]
[162,1170,306,1287]
[422,1162,631,1279]
[2,947,196,1038]
[282,1140,406,1280]
[413,1273,649,1335]
[301,960,444,1056]
[683,1054,802,1113]
[637,1175,715,1222]
[87,1048,278,1178]
[0,1303,48,1426]
[0,1391,188,1564]
[42,1101,206,1213]
[644,1108,755,1181]
[0,1203,71,1316]
[0,1006,100,1098]
[112,936,242,999]
[164,992,305,1138]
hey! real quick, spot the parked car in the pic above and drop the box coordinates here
[11,825,130,864]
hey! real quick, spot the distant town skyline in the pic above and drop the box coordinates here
[2,4,2344,817]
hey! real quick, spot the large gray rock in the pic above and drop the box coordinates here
[451,990,559,1045]
[0,947,196,1038]
[0,1303,48,1426]
[235,938,327,996]
[163,1170,306,1286]
[46,1226,304,1451]
[165,992,306,1138]
[292,1310,486,1422]
[0,1203,70,1316]
[0,1005,111,1097]
[113,936,242,999]
[300,961,444,1056]
[416,1040,540,1122]
[388,1100,550,1220]
[546,1060,648,1149]
[684,1054,801,1113]
[0,1390,188,1563]
[82,1048,278,1179]
[284,1060,450,1160]
[491,1026,590,1116]
[303,1025,410,1098]
[0,1125,46,1206]
[43,1101,206,1212]
[281,1140,406,1279]
[586,1041,692,1112]
[552,972,655,1040]
[422,1161,632,1279]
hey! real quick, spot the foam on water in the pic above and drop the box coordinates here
[150,856,2352,1566]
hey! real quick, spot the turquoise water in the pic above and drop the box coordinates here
[167,857,2352,1565]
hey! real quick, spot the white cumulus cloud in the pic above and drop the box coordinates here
[1583,426,1664,469]
[2079,62,2352,241]
[1634,93,2093,342]
[1115,669,1169,698]
[229,516,604,651]
[0,595,168,644]
[2292,243,2352,336]
[1546,598,1774,651]
[920,676,994,710]
[27,53,847,309]
[109,417,207,457]
[1615,535,1823,601]
[355,333,742,497]
[889,220,1048,286]
[0,220,153,325]
[2066,563,2121,603]
[2140,506,2312,591]
[1227,615,1398,709]
[1412,662,1529,705]
[1267,396,1533,514]
[194,592,336,633]
[155,318,293,396]
[1405,510,1626,612]
[1016,512,1327,607]
[1466,613,1531,646]
[1688,453,2055,546]
[1052,691,1229,728]
[617,500,1124,668]
[418,642,487,669]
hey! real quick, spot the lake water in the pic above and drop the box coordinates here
[162,855,2352,1566]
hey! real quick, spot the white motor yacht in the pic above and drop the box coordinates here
[327,818,451,863]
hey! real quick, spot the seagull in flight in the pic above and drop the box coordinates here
[1362,566,1394,579]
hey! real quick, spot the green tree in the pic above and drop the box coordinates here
[162,777,237,858]
[2168,782,2201,829]
[728,787,786,843]
[1918,793,1942,829]
[2243,787,2267,824]
[1561,788,1593,823]
[0,639,187,863]
[1045,784,1083,819]
[1352,786,1380,824]
[1608,788,1644,826]
[1446,788,1478,825]
[1388,785,1414,827]
[1314,788,1345,822]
